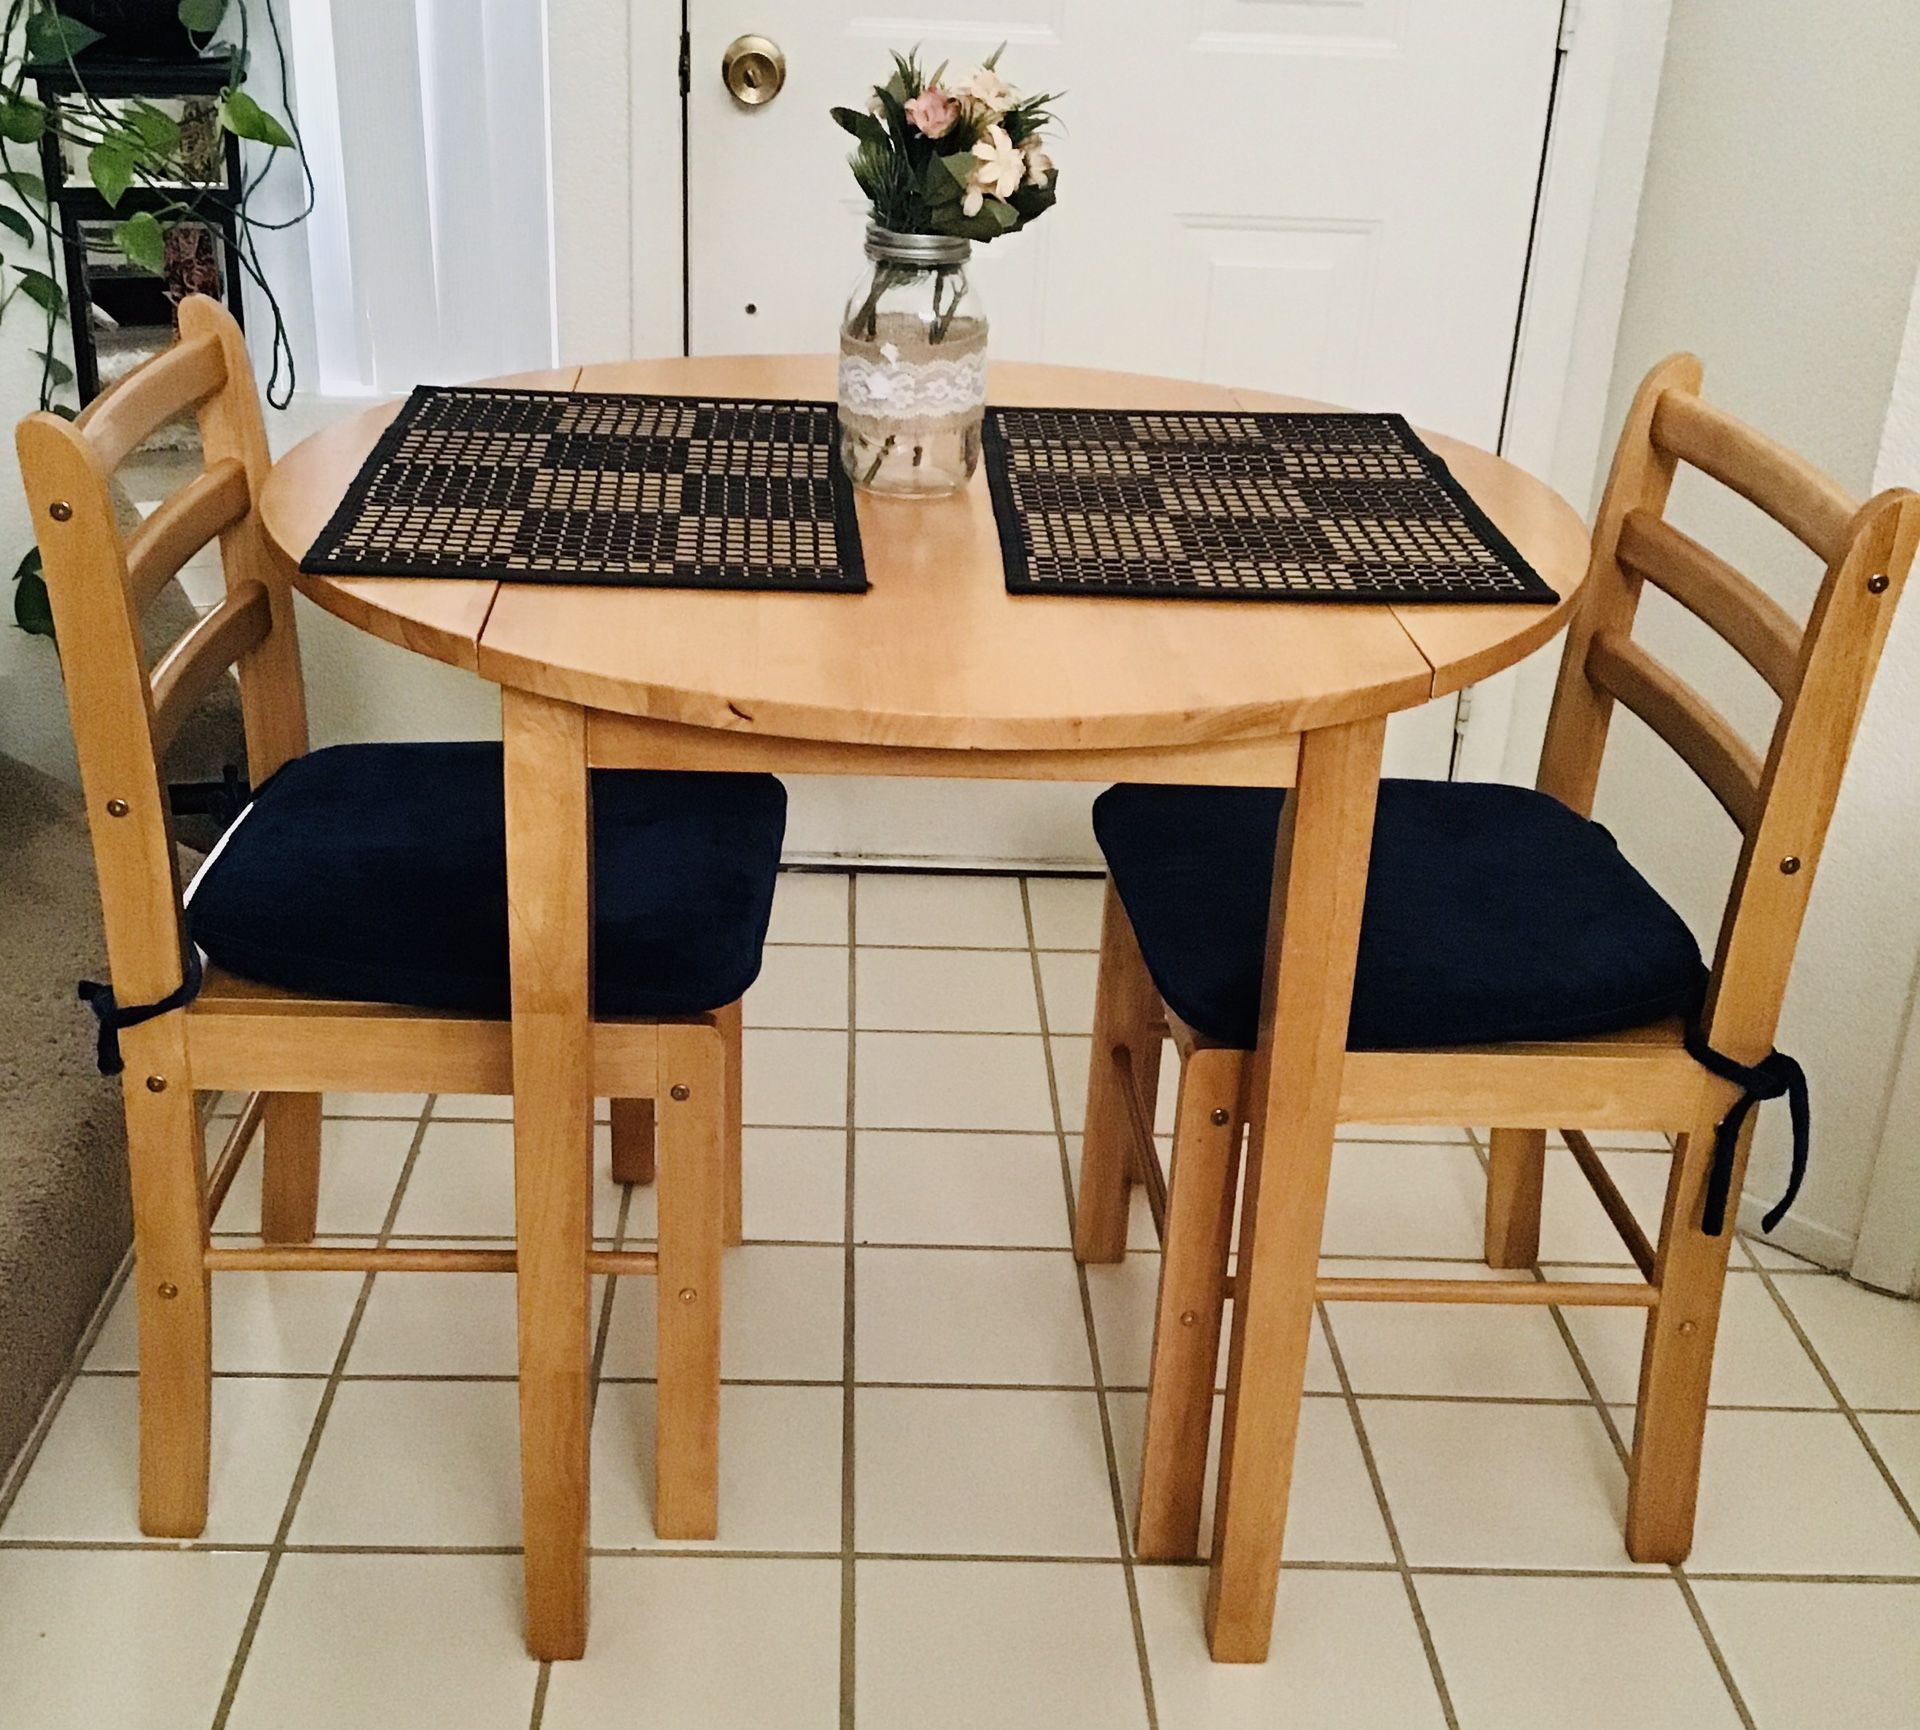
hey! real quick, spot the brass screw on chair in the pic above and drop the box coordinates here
[1780,855,1802,875]
[670,1084,690,1101]
[1180,1309,1198,1327]
[1868,573,1890,593]
[47,499,71,522]
[678,1287,698,1304]
[106,798,129,818]
[145,1075,167,1093]
[1210,1108,1229,1126]
[157,1283,178,1300]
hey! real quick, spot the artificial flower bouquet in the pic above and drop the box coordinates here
[831,47,1060,243]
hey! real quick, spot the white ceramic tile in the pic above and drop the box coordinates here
[428,1094,514,1120]
[854,1032,1055,1131]
[1085,1253,1339,1393]
[0,1549,263,1730]
[1326,1295,1590,1399]
[87,1271,362,1375]
[320,1092,428,1118]
[1025,876,1106,951]
[857,1559,1147,1730]
[602,1244,844,1382]
[1321,1141,1487,1258]
[543,1557,842,1730]
[227,1553,537,1730]
[745,1028,849,1128]
[592,1383,841,1552]
[2,1374,320,1543]
[1679,1409,1920,1575]
[1692,1580,1920,1730]
[1418,1574,1742,1730]
[1066,1135,1165,1253]
[855,1387,1119,1555]
[766,870,851,944]
[1740,1233,1825,1272]
[1554,1269,1833,1408]
[740,1126,847,1243]
[856,873,1028,947]
[1861,1411,1920,1509]
[212,1114,416,1236]
[1361,1398,1645,1570]
[1036,949,1099,1035]
[1775,1275,1920,1410]
[1110,1391,1392,1563]
[1537,1144,1672,1264]
[290,1380,522,1546]
[855,1131,1069,1247]
[1138,1567,1447,1730]
[855,1248,1093,1385]
[389,1118,621,1239]
[744,943,849,1028]
[346,1272,603,1377]
[1049,1034,1179,1135]
[856,945,1042,1032]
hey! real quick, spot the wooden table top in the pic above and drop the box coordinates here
[261,356,1590,749]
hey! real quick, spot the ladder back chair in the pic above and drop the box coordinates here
[1074,352,1919,1637]
[17,297,781,1658]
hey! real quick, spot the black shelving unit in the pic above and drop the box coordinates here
[32,50,246,403]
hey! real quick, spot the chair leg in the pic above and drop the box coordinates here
[1074,880,1164,1264]
[1483,1127,1546,1269]
[1626,1115,1748,1562]
[124,1026,212,1538]
[1137,1045,1245,1559]
[610,1098,656,1187]
[654,1021,725,1539]
[717,999,744,1247]
[259,1092,321,1245]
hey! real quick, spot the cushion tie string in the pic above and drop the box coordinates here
[77,945,203,1077]
[1682,1025,1810,1236]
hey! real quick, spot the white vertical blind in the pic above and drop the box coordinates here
[294,0,558,393]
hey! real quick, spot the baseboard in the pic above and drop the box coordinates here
[780,854,1103,877]
[1738,1195,1855,1272]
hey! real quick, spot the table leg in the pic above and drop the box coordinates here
[1204,715,1385,1662]
[503,687,595,1661]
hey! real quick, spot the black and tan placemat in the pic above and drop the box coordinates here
[302,386,867,593]
[983,407,1554,604]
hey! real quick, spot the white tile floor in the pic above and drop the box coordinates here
[2,869,1917,1730]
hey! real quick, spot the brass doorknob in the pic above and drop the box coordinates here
[722,35,785,106]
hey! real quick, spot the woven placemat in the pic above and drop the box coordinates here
[984,407,1554,604]
[301,386,867,593]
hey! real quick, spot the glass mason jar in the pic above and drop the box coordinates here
[837,225,988,497]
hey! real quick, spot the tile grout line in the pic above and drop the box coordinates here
[1464,1129,1761,1730]
[1021,878,1160,1730]
[840,886,859,1730]
[209,1091,440,1730]
[1317,1298,1462,1730]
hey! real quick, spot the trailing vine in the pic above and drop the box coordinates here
[2,0,311,635]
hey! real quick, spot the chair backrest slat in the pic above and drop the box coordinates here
[1538,353,1919,1064]
[1585,630,1762,830]
[126,456,250,615]
[74,331,226,474]
[1616,509,1803,697]
[148,581,272,758]
[15,297,309,1009]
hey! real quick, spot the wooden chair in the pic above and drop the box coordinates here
[16,297,774,1659]
[1075,353,1920,1603]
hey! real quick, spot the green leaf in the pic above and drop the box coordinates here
[830,105,889,152]
[922,153,963,207]
[47,403,76,421]
[33,348,73,387]
[0,204,32,243]
[89,141,137,208]
[127,102,183,155]
[24,10,105,64]
[3,169,47,205]
[179,0,229,31]
[0,94,47,146]
[112,210,166,273]
[939,149,975,187]
[218,88,294,149]
[13,548,54,638]
[16,267,65,315]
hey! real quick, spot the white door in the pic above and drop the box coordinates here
[685,2,1563,865]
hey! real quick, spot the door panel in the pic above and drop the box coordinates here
[686,2,1559,863]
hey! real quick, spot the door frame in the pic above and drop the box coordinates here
[548,0,1673,780]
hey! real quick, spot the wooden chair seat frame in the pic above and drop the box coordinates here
[1074,353,1920,1643]
[17,297,745,1660]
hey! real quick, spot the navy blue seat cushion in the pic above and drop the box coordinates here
[1093,779,1705,1052]
[190,743,786,1018]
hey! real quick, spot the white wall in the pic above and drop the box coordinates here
[1588,0,1920,1265]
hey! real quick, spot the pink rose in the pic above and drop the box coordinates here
[904,87,961,139]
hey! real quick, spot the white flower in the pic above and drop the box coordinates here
[961,63,1017,116]
[962,123,1024,215]
[1019,134,1053,186]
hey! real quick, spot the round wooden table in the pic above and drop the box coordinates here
[261,354,1591,1661]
